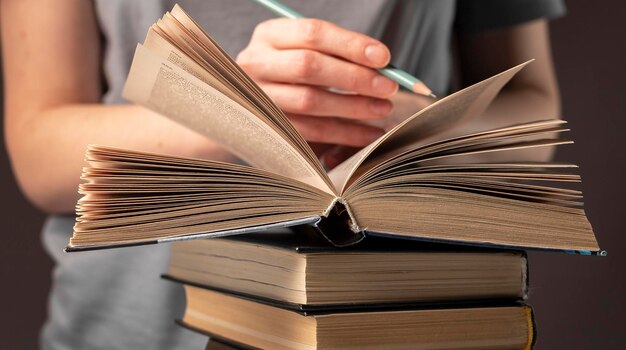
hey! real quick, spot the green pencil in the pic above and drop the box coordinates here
[250,0,436,98]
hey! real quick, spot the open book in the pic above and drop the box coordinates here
[66,5,600,254]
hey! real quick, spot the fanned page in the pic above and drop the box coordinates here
[341,120,600,253]
[329,61,531,193]
[68,146,334,250]
[67,5,602,253]
[123,45,331,193]
[123,8,335,195]
[165,5,332,191]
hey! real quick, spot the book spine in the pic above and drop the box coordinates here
[312,206,365,247]
[522,253,529,300]
[526,306,537,350]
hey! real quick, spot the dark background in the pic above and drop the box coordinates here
[1,1,624,349]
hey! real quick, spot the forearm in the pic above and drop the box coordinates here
[6,104,235,214]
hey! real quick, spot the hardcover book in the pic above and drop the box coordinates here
[178,283,535,350]
[65,5,601,254]
[166,229,528,307]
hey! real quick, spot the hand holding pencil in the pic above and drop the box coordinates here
[237,0,435,166]
[251,0,435,97]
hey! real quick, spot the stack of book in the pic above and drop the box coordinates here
[64,5,603,349]
[167,229,534,350]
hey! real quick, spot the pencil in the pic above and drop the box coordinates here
[250,0,436,98]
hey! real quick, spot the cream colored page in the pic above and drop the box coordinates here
[143,28,257,113]
[329,61,532,193]
[165,7,335,192]
[143,28,218,85]
[122,44,333,194]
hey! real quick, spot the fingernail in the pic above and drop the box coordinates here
[370,99,392,117]
[372,75,398,96]
[364,44,388,66]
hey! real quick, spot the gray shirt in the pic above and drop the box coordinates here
[41,1,564,349]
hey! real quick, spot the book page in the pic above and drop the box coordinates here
[68,146,334,250]
[123,44,333,194]
[329,61,532,193]
[143,28,262,121]
[163,6,335,192]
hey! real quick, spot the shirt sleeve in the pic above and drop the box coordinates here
[454,0,566,32]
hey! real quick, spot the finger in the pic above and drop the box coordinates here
[259,83,393,120]
[288,114,385,147]
[253,18,391,68]
[309,142,334,159]
[321,145,360,169]
[240,49,398,98]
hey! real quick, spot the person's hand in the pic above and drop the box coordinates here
[321,91,436,168]
[236,18,399,159]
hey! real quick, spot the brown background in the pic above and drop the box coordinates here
[1,1,624,349]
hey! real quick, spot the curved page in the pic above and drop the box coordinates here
[123,44,333,194]
[329,61,532,193]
